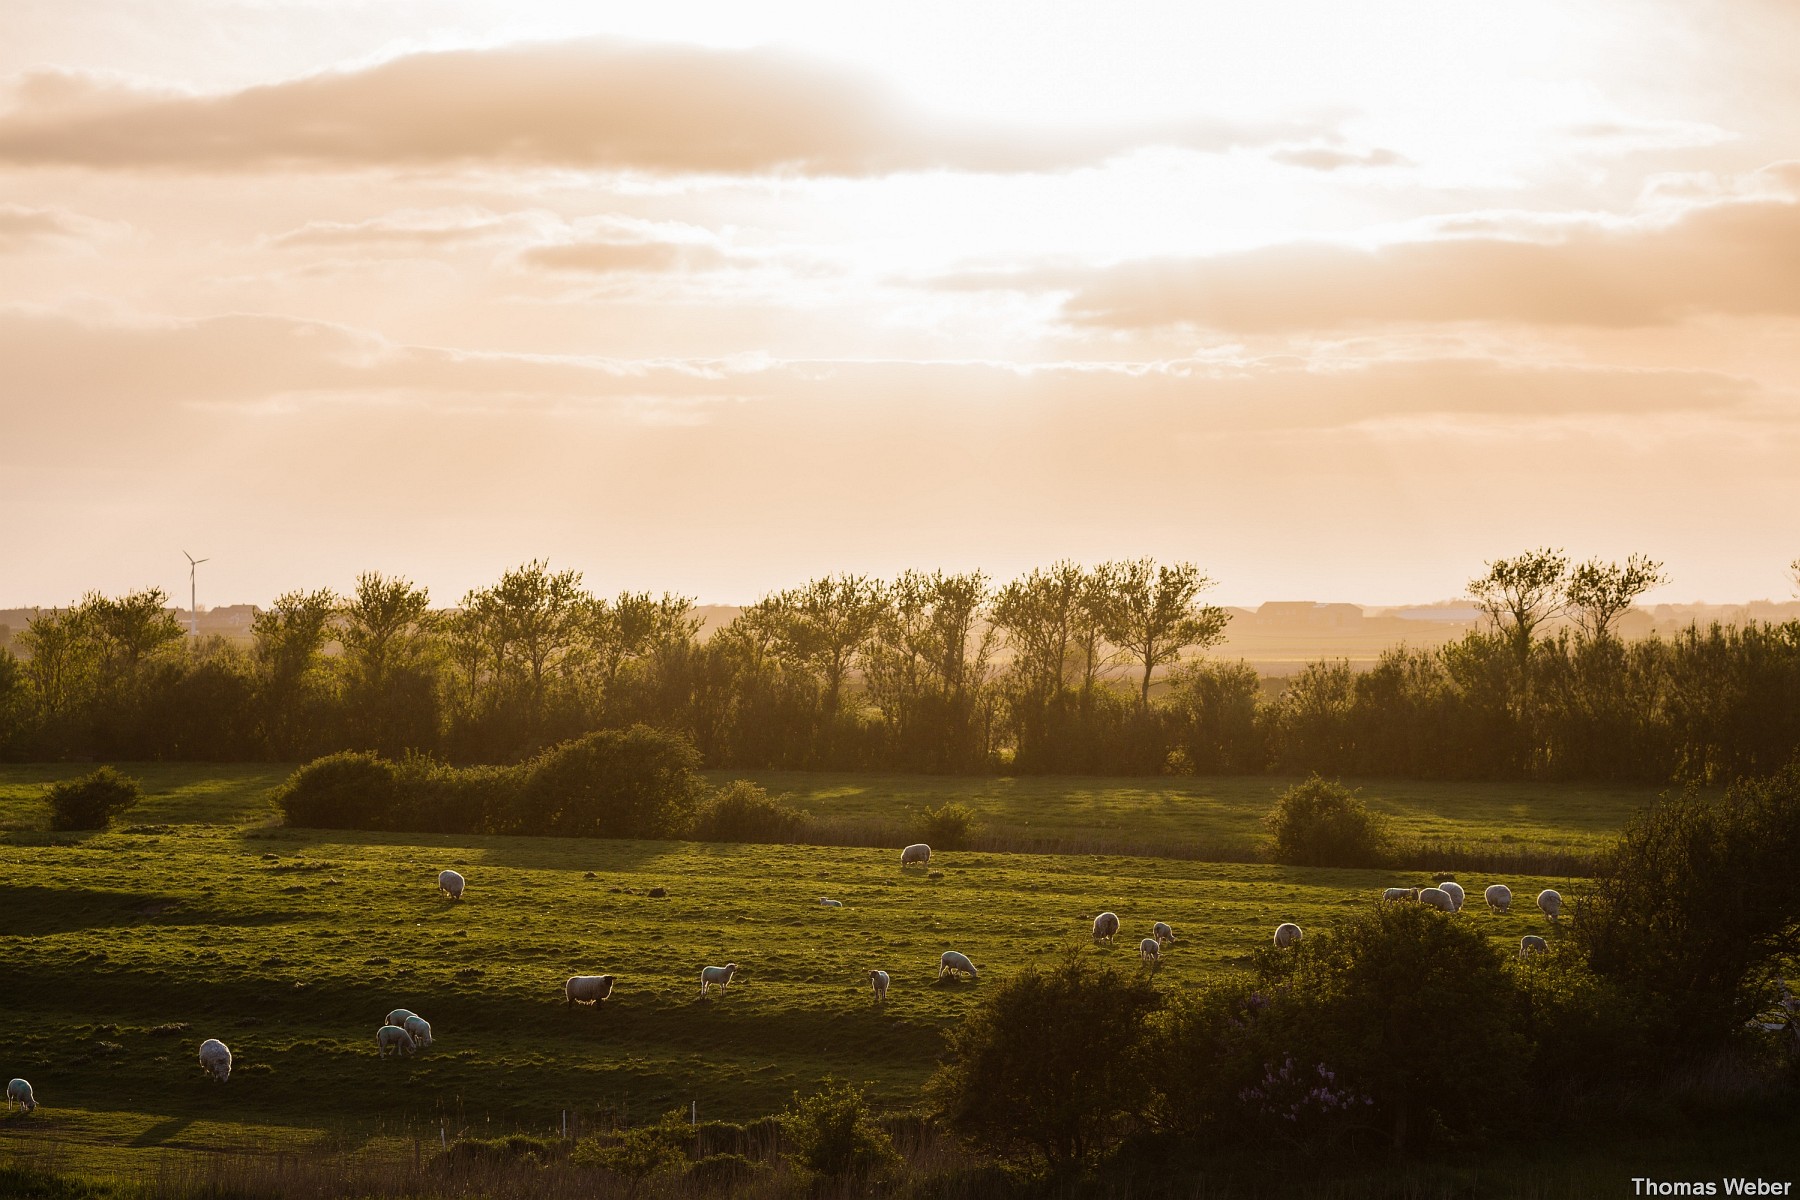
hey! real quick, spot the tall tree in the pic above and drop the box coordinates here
[486,561,588,709]
[16,607,92,719]
[787,575,884,718]
[1566,554,1667,643]
[1468,547,1568,663]
[82,589,184,685]
[339,573,433,693]
[993,562,1089,703]
[1093,559,1229,708]
[252,588,339,755]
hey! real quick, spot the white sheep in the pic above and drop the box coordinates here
[1152,921,1177,945]
[1439,881,1466,912]
[1538,889,1563,923]
[565,975,616,1006]
[1418,887,1456,913]
[198,1039,232,1082]
[385,1008,416,1029]
[438,869,465,900]
[1273,922,1303,949]
[819,898,843,908]
[1485,884,1513,913]
[870,970,890,1003]
[402,1015,433,1049]
[1092,912,1121,944]
[938,951,978,981]
[1138,937,1161,966]
[700,963,739,997]
[377,1024,416,1057]
[6,1078,35,1113]
[900,844,932,868]
[1382,887,1418,902]
[1520,935,1549,959]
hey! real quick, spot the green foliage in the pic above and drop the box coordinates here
[572,1111,690,1192]
[1574,763,1800,1047]
[44,766,142,831]
[274,751,398,830]
[930,951,1161,1166]
[780,1080,902,1183]
[1262,775,1390,867]
[1510,947,1653,1096]
[685,1152,763,1189]
[441,1133,560,1166]
[917,800,979,850]
[691,780,811,843]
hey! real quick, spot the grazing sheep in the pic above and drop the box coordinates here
[1092,912,1121,944]
[6,1079,35,1113]
[938,951,978,981]
[438,870,465,900]
[1273,922,1303,949]
[1439,881,1466,912]
[901,844,932,868]
[1520,935,1549,958]
[1538,889,1563,923]
[377,1024,416,1057]
[1138,937,1161,966]
[402,1015,433,1049]
[1418,887,1456,913]
[565,975,617,1006]
[1152,921,1177,945]
[1382,887,1418,903]
[700,963,739,997]
[819,898,843,908]
[385,1008,416,1029]
[870,970,890,1003]
[198,1039,232,1082]
[1485,884,1513,913]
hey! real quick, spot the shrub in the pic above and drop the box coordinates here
[685,1152,763,1189]
[781,1080,902,1184]
[45,766,143,831]
[1573,763,1800,1049]
[929,952,1161,1166]
[1510,947,1654,1100]
[507,726,703,839]
[1262,775,1391,867]
[275,752,399,830]
[918,801,980,851]
[441,1133,560,1166]
[692,781,812,844]
[573,1111,689,1197]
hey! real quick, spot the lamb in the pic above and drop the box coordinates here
[700,963,739,997]
[385,1008,416,1029]
[1537,889,1563,923]
[1485,884,1513,913]
[565,975,617,1006]
[1382,887,1418,902]
[1138,937,1161,966]
[377,1024,417,1057]
[1520,935,1549,958]
[402,1015,433,1050]
[198,1038,232,1082]
[900,844,932,868]
[819,898,843,908]
[870,970,890,1003]
[1418,887,1456,913]
[1092,912,1121,944]
[938,951,978,981]
[438,869,465,901]
[1273,922,1303,949]
[6,1079,35,1113]
[1152,921,1177,945]
[1439,881,1466,912]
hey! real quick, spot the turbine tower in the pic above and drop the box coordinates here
[183,551,209,637]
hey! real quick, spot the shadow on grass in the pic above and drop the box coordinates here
[128,1116,196,1148]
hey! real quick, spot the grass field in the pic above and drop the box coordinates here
[0,763,1603,1179]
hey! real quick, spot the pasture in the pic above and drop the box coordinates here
[0,763,1602,1176]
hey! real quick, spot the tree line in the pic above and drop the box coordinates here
[2,551,1797,783]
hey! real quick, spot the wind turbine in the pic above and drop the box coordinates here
[183,551,209,637]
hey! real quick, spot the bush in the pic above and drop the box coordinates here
[275,752,399,830]
[692,780,812,843]
[929,952,1161,1166]
[781,1080,902,1184]
[1510,947,1654,1100]
[573,1111,690,1196]
[1574,763,1800,1048]
[917,801,980,851]
[506,726,703,839]
[685,1152,763,1189]
[1262,775,1391,867]
[440,1133,560,1166]
[45,766,143,831]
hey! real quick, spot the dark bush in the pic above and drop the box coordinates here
[440,1133,560,1166]
[275,751,399,830]
[506,725,703,839]
[685,1152,763,1189]
[1573,763,1800,1048]
[781,1080,902,1184]
[1510,946,1654,1099]
[691,780,812,843]
[1262,775,1391,867]
[930,951,1161,1166]
[917,801,980,851]
[45,766,143,831]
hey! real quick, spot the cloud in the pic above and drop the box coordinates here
[1269,145,1409,171]
[519,239,733,274]
[0,40,1309,177]
[0,202,117,250]
[269,208,530,249]
[1058,194,1800,331]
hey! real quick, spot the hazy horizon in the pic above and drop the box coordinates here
[4,1,1799,606]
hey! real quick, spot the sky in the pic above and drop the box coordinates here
[3,0,1798,608]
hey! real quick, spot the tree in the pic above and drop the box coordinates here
[929,952,1161,1167]
[1566,554,1666,642]
[863,571,997,769]
[16,607,92,719]
[485,561,588,710]
[781,1081,901,1184]
[992,562,1090,704]
[1093,559,1230,708]
[81,590,184,685]
[1468,548,1568,662]
[786,575,883,719]
[339,573,433,693]
[589,591,702,694]
[252,588,339,756]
